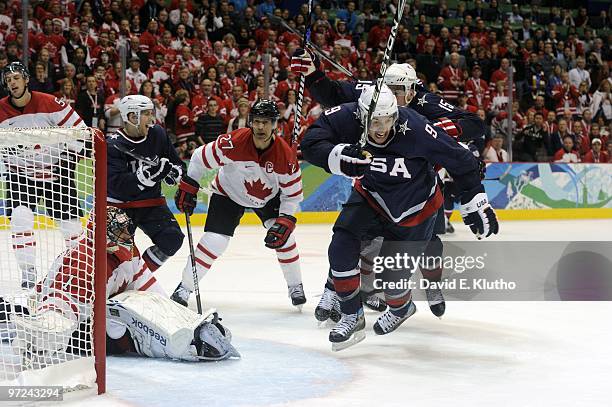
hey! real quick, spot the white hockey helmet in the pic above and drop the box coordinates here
[358,84,399,144]
[118,95,155,127]
[384,63,418,104]
[358,83,398,125]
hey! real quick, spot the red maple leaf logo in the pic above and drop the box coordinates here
[244,178,273,200]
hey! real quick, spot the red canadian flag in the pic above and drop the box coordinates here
[244,178,273,200]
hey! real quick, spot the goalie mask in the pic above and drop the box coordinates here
[358,84,399,147]
[107,206,134,251]
[384,63,418,105]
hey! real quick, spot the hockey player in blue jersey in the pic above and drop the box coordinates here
[301,85,498,350]
[106,95,185,272]
[291,54,487,321]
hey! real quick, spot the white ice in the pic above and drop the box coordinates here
[35,219,612,406]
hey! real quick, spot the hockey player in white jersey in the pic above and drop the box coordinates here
[172,99,306,309]
[1,206,239,365]
[0,61,87,289]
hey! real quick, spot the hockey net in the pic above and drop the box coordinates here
[0,127,106,393]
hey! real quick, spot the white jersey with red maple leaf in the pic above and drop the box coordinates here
[187,127,303,215]
[0,91,85,181]
[35,239,163,324]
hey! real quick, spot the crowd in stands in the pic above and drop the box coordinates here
[0,0,609,163]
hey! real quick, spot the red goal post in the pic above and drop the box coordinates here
[0,126,106,394]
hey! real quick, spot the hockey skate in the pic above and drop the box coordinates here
[170,283,191,307]
[288,283,306,310]
[21,267,36,289]
[315,287,341,326]
[329,309,366,351]
[373,301,416,335]
[361,290,387,312]
[425,286,446,318]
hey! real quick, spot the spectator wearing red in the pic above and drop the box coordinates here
[34,18,65,66]
[275,70,300,101]
[279,20,301,45]
[332,19,352,44]
[254,17,272,47]
[582,138,608,163]
[368,13,391,51]
[147,53,172,94]
[572,121,591,156]
[415,23,435,54]
[153,31,178,64]
[553,135,580,163]
[90,30,119,65]
[220,62,248,98]
[221,85,246,125]
[488,58,511,94]
[191,78,224,119]
[465,65,490,110]
[437,52,465,103]
[172,89,195,147]
[552,71,580,117]
[140,19,161,59]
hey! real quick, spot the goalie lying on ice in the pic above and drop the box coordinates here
[1,206,239,363]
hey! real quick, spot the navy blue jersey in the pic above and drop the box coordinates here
[301,104,481,226]
[106,125,184,204]
[306,72,485,147]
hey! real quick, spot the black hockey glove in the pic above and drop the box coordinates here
[264,215,297,249]
[328,144,372,178]
[175,175,200,215]
[164,163,183,186]
[136,158,173,188]
[459,185,499,239]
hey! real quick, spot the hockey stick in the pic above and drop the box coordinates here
[291,0,314,148]
[268,14,356,79]
[113,143,157,165]
[185,213,203,315]
[360,0,407,147]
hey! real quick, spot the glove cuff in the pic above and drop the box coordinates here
[180,176,200,194]
[460,191,489,216]
[327,143,351,176]
[279,214,297,224]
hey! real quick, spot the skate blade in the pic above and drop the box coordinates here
[331,331,366,352]
[294,304,303,312]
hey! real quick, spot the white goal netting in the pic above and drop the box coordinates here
[0,127,105,392]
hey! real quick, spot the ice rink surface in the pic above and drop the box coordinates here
[56,219,611,407]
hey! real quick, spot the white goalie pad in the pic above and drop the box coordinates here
[106,291,238,361]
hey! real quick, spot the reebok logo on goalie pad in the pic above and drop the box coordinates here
[131,317,167,346]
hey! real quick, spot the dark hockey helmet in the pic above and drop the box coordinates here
[1,61,30,91]
[106,206,134,251]
[249,99,280,125]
